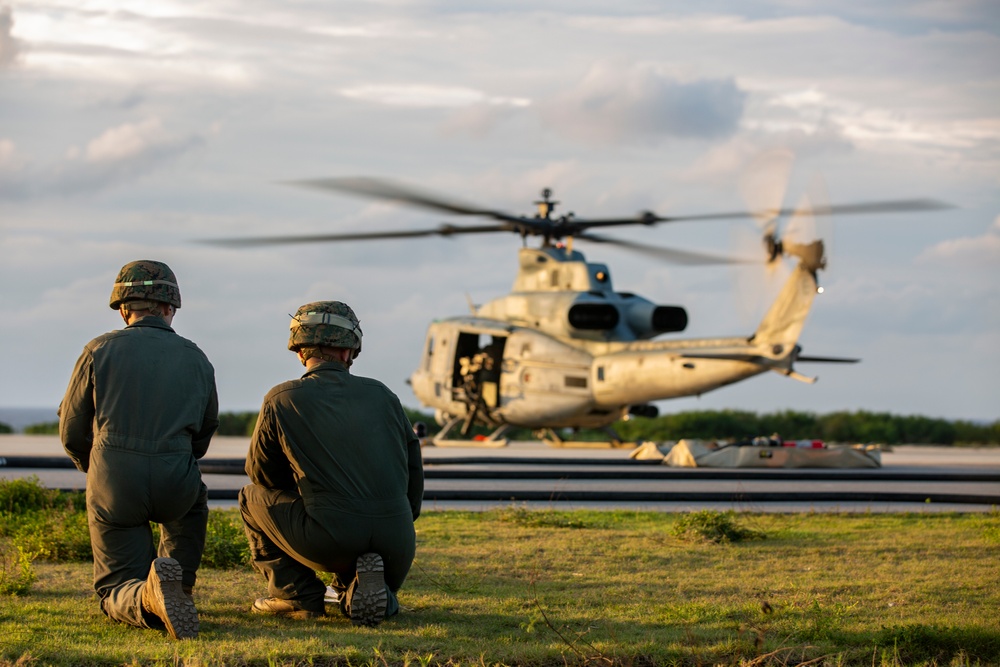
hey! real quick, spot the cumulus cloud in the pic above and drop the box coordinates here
[0,5,21,67]
[60,118,205,192]
[0,118,205,199]
[917,216,1000,266]
[536,62,746,144]
[82,117,172,163]
[681,124,854,186]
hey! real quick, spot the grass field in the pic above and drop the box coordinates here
[2,507,999,666]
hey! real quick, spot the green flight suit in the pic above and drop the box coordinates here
[239,360,423,617]
[59,316,219,629]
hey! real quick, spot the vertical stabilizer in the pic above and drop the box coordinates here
[751,264,818,349]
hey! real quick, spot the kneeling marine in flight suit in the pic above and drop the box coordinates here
[239,300,424,626]
[59,260,219,640]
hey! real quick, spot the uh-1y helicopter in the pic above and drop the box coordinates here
[207,175,948,447]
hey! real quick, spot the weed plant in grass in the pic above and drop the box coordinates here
[0,541,35,595]
[1,495,998,666]
[0,477,91,566]
[671,510,766,543]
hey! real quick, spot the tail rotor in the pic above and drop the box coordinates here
[733,149,801,324]
[739,149,833,285]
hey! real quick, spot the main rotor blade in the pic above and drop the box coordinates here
[200,223,514,247]
[285,177,525,223]
[575,232,757,266]
[547,198,951,235]
[285,177,951,238]
[642,198,953,225]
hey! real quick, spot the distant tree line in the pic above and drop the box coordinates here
[217,412,259,437]
[5,410,998,445]
[400,408,998,445]
[613,409,1000,446]
[22,422,58,435]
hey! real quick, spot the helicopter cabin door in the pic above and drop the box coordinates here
[452,332,507,409]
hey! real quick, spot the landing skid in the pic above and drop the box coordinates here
[428,418,512,448]
[428,419,638,449]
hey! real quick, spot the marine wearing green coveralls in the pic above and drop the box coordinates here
[59,260,219,640]
[239,301,423,626]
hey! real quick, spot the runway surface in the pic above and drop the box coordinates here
[2,435,998,513]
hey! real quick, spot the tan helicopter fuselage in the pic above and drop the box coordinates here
[408,246,819,431]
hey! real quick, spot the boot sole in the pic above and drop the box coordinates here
[351,553,387,627]
[149,558,199,640]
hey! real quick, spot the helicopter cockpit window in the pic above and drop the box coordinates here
[424,335,435,371]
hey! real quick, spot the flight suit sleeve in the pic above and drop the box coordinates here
[406,433,424,521]
[191,377,219,460]
[245,399,296,490]
[59,348,96,473]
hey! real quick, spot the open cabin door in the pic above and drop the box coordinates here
[452,331,507,410]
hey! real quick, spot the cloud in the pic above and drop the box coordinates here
[339,84,530,109]
[0,5,20,67]
[536,62,746,144]
[917,216,1000,266]
[680,124,855,188]
[82,117,171,163]
[338,83,533,138]
[0,118,205,199]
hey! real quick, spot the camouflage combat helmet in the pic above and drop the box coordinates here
[109,260,181,310]
[288,301,363,358]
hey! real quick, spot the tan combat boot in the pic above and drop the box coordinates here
[350,552,387,627]
[251,597,324,619]
[141,557,199,639]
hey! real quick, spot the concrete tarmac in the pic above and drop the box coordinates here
[2,434,998,513]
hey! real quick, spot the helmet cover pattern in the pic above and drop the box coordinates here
[288,301,363,357]
[109,260,181,309]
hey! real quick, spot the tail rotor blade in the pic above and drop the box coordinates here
[738,148,795,233]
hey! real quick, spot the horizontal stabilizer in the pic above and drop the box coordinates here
[796,355,860,364]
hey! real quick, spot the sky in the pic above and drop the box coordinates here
[1,1,998,423]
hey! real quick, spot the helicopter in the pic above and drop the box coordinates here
[206,175,948,447]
